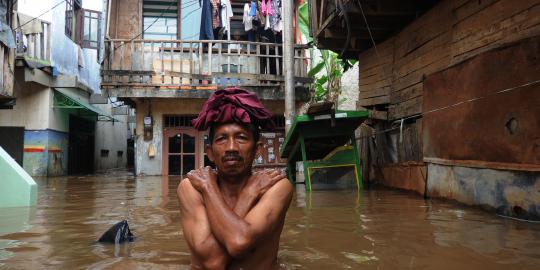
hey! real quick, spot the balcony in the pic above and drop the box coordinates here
[15,19,51,65]
[101,39,312,99]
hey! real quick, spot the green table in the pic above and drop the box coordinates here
[279,110,368,191]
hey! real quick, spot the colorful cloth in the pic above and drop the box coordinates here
[192,88,275,131]
[211,0,221,29]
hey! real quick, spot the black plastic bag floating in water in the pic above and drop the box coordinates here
[98,220,135,244]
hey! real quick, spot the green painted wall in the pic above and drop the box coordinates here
[0,146,37,207]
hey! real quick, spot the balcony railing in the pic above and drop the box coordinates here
[15,20,51,63]
[102,39,311,90]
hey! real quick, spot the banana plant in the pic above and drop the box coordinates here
[298,3,357,104]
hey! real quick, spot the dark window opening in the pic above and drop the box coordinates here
[100,149,109,157]
[117,151,124,157]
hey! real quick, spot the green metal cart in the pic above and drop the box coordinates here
[279,110,369,191]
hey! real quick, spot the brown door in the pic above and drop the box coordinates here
[163,129,199,176]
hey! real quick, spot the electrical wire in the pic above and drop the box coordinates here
[115,0,177,49]
[356,0,380,60]
[355,78,540,141]
[13,0,66,31]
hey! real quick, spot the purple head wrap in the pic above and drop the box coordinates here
[192,87,275,131]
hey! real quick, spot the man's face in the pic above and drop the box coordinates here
[206,123,262,178]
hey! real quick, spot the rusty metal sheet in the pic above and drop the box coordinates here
[423,36,540,166]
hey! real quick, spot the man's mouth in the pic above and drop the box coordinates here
[222,156,242,164]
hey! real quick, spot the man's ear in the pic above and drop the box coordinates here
[205,144,215,163]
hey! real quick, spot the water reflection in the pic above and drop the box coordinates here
[0,172,539,269]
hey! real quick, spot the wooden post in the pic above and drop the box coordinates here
[160,41,164,84]
[208,42,212,76]
[351,134,362,191]
[300,135,310,191]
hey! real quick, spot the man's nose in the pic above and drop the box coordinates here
[225,137,239,151]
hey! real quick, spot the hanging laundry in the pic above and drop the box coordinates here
[269,0,281,31]
[250,0,257,17]
[221,0,233,38]
[211,0,222,29]
[258,0,266,27]
[243,3,253,31]
[199,0,214,40]
[266,0,273,16]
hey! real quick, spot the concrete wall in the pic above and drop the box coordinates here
[133,98,294,175]
[427,164,540,220]
[0,78,50,130]
[22,129,68,176]
[93,104,128,172]
[338,64,359,110]
[17,0,104,93]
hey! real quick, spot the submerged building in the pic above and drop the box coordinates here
[0,0,130,176]
[309,0,540,219]
[102,0,310,175]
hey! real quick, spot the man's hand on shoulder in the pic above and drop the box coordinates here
[186,166,218,193]
[245,169,287,199]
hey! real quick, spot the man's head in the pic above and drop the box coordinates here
[192,88,274,178]
[205,122,263,177]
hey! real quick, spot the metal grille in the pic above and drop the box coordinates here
[164,115,197,128]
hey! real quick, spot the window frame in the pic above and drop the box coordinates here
[64,0,80,40]
[65,0,102,52]
[80,9,102,50]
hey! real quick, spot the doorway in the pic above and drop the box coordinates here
[163,128,199,176]
[68,115,95,175]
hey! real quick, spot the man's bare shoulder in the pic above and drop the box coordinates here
[177,178,202,204]
[263,178,293,201]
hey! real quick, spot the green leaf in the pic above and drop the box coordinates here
[316,75,328,85]
[297,3,311,41]
[308,61,325,78]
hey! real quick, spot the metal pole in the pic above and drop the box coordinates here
[283,0,295,133]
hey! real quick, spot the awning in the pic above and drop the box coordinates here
[53,88,119,121]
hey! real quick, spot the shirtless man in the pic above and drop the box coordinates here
[177,88,293,270]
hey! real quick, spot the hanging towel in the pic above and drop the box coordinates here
[221,0,233,36]
[243,3,253,31]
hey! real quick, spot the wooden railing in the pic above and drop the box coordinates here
[15,20,51,62]
[102,39,310,89]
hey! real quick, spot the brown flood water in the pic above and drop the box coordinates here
[1,171,539,269]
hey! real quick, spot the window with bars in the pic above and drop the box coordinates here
[164,115,197,128]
